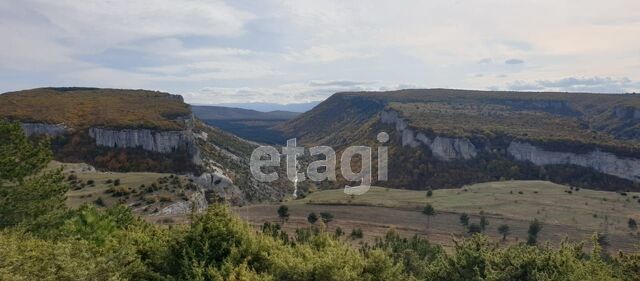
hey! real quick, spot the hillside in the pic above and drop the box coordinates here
[194,105,299,144]
[278,89,640,191]
[0,88,289,206]
[0,87,191,130]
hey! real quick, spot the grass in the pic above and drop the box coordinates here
[48,162,195,213]
[235,181,640,252]
[295,181,640,234]
[0,88,190,130]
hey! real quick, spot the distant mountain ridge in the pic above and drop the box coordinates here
[193,105,299,144]
[192,105,299,120]
[201,101,320,112]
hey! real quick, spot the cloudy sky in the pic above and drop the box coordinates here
[1,0,639,105]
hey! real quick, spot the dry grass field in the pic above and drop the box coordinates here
[235,181,640,252]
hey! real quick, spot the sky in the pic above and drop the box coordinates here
[1,0,640,106]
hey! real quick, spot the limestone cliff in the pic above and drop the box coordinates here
[88,127,194,154]
[21,123,67,137]
[381,109,640,182]
[507,141,640,182]
[381,110,477,160]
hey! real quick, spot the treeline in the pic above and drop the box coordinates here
[1,120,640,280]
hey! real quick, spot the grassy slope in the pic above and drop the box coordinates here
[0,87,191,130]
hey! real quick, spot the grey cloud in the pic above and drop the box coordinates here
[477,58,492,64]
[507,77,639,93]
[505,58,524,65]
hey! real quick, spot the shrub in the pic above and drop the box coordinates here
[351,228,363,239]
[94,197,105,207]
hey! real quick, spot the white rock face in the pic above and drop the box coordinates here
[88,127,193,153]
[380,110,477,160]
[508,141,640,182]
[21,123,66,136]
[381,109,640,182]
[192,171,245,204]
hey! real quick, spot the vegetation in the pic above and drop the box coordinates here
[480,215,489,232]
[422,204,436,229]
[277,205,290,224]
[527,219,543,245]
[498,224,510,241]
[459,213,470,228]
[320,212,334,226]
[350,228,364,239]
[307,212,318,224]
[0,88,190,130]
[2,121,640,280]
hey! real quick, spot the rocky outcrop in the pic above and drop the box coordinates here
[380,110,477,160]
[88,127,194,154]
[192,171,244,205]
[155,189,208,216]
[508,141,640,182]
[21,123,66,137]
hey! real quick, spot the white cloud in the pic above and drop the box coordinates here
[184,80,412,104]
[1,0,640,103]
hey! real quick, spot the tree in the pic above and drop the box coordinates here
[277,205,289,224]
[307,212,318,225]
[498,224,510,241]
[334,227,343,237]
[480,216,489,232]
[527,219,542,245]
[0,121,68,231]
[468,223,482,234]
[459,213,470,228]
[350,228,363,239]
[628,218,637,230]
[426,189,433,197]
[0,120,52,184]
[320,212,334,226]
[422,204,436,230]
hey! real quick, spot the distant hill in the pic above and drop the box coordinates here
[193,105,299,144]
[192,105,299,120]
[205,102,320,112]
[279,89,640,191]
